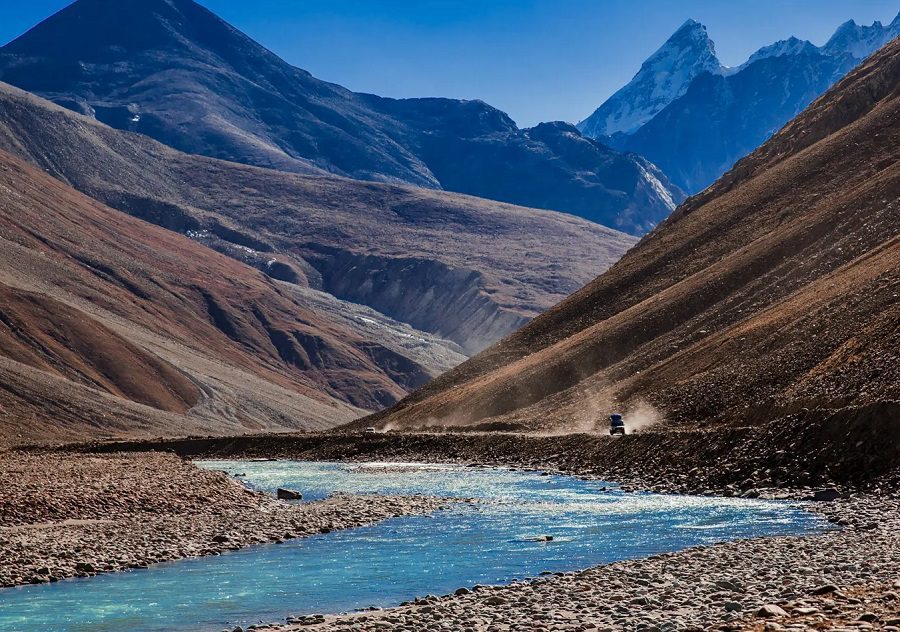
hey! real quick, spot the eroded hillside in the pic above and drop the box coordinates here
[362,38,900,432]
[0,148,464,441]
[0,83,636,355]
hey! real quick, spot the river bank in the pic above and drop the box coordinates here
[0,450,452,589]
[7,416,900,631]
[82,403,900,500]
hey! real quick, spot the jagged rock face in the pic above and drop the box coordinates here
[365,38,900,433]
[302,247,530,356]
[0,0,682,235]
[578,19,723,138]
[581,12,900,194]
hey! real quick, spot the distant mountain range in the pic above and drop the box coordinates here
[579,13,900,193]
[365,36,900,433]
[0,0,682,235]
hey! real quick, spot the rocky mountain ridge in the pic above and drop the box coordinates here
[0,0,682,234]
[362,36,900,433]
[578,19,724,139]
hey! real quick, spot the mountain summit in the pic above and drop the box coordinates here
[822,13,900,59]
[581,12,900,193]
[0,0,410,181]
[578,19,723,138]
[3,0,242,59]
[0,0,683,235]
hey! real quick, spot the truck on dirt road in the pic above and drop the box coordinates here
[609,413,626,436]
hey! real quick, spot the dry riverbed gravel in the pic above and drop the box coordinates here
[0,450,451,588]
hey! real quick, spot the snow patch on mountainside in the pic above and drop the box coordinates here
[744,37,819,66]
[638,163,677,212]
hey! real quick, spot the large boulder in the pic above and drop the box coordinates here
[276,488,302,500]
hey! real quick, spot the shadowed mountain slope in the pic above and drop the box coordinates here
[616,45,862,194]
[0,0,682,234]
[360,37,900,433]
[0,82,635,355]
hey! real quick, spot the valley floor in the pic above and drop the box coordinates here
[4,418,899,631]
[142,430,897,632]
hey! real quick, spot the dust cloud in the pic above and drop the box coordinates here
[622,400,663,433]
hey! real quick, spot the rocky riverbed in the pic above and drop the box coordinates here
[0,450,452,588]
[6,438,900,632]
[91,403,900,498]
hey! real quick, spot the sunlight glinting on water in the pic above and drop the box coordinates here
[0,461,828,632]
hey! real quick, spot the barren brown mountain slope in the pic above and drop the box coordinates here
[0,147,481,442]
[0,83,636,355]
[361,38,900,432]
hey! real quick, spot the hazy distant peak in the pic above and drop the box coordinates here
[744,37,819,66]
[580,11,900,145]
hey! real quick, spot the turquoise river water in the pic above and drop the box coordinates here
[0,460,827,631]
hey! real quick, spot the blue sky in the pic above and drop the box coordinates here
[2,1,898,126]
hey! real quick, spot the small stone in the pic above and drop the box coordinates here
[811,584,839,595]
[858,613,879,623]
[630,596,651,605]
[757,604,789,618]
[812,489,841,501]
[793,607,819,615]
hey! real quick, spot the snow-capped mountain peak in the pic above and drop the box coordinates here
[578,19,723,138]
[822,12,900,60]
[744,36,819,66]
